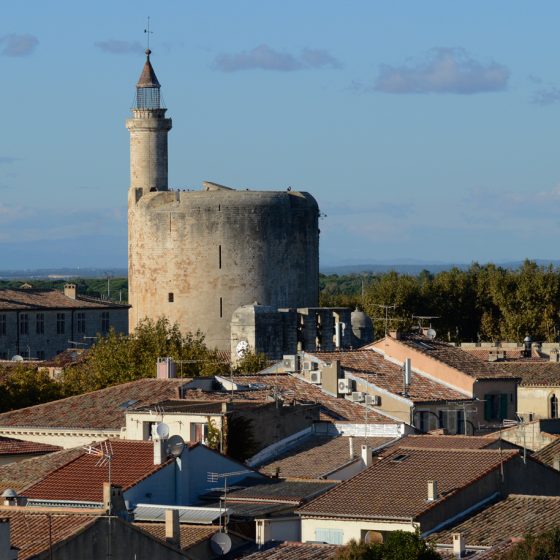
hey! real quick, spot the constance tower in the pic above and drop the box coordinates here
[127,50,320,350]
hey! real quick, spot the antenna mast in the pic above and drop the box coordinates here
[144,16,154,50]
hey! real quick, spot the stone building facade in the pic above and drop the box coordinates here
[0,284,128,360]
[127,51,320,350]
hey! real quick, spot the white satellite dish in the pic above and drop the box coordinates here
[167,434,185,457]
[11,355,24,362]
[155,422,170,439]
[426,328,437,340]
[210,532,232,555]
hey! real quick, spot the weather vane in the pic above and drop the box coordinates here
[144,16,154,51]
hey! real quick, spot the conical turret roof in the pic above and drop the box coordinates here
[136,49,160,88]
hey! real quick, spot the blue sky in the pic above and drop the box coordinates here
[2,1,560,268]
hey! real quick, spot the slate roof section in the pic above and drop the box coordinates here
[242,542,338,560]
[379,335,516,380]
[0,288,128,311]
[258,435,393,479]
[24,440,172,502]
[0,436,61,456]
[432,495,560,547]
[225,480,336,504]
[489,361,560,386]
[312,350,470,402]
[298,447,519,520]
[0,508,99,560]
[0,447,84,494]
[0,378,189,430]
[134,522,218,552]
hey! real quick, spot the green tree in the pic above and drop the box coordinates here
[334,533,440,560]
[235,350,268,374]
[499,527,560,559]
[0,365,64,413]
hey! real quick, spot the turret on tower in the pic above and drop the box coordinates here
[126,49,172,194]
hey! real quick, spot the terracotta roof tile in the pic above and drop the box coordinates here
[24,440,171,502]
[462,347,543,361]
[432,495,560,547]
[313,349,470,402]
[134,522,217,551]
[0,436,61,456]
[490,361,560,386]
[258,435,393,479]
[0,447,83,494]
[242,542,338,560]
[0,509,99,560]
[386,434,499,451]
[533,437,560,466]
[380,336,516,379]
[0,378,188,430]
[298,447,519,520]
[0,288,128,310]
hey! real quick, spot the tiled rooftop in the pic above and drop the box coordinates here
[488,361,560,386]
[0,378,189,430]
[0,508,99,560]
[0,447,83,494]
[376,335,516,379]
[386,434,499,451]
[313,350,470,402]
[298,447,519,520]
[533,437,560,467]
[0,288,128,310]
[227,374,394,424]
[432,495,560,547]
[258,435,393,479]
[461,347,544,362]
[24,440,171,502]
[134,522,218,552]
[0,436,61,456]
[241,542,338,560]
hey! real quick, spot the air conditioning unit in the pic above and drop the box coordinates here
[338,378,351,395]
[310,371,322,384]
[365,394,381,406]
[351,391,365,402]
[303,361,312,371]
[282,355,298,371]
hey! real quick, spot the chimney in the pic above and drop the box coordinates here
[153,438,168,465]
[427,480,438,501]
[157,357,176,379]
[165,509,180,547]
[349,436,354,458]
[0,519,18,560]
[389,330,402,340]
[64,283,77,299]
[550,349,560,363]
[361,444,372,467]
[488,350,497,362]
[452,533,465,558]
[103,483,125,515]
[1,489,18,507]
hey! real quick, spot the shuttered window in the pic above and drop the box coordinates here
[315,528,343,545]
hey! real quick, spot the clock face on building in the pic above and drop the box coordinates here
[236,340,249,358]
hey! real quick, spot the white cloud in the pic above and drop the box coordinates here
[373,47,509,94]
[0,34,38,57]
[214,44,341,72]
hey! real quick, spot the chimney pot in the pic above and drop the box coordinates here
[64,283,77,299]
[427,480,438,501]
[361,444,372,467]
[452,533,465,558]
[349,436,354,458]
[165,509,180,547]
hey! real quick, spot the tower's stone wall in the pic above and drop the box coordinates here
[126,109,172,192]
[128,184,320,350]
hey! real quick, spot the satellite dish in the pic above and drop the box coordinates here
[167,434,185,457]
[210,532,232,556]
[426,328,436,340]
[155,422,170,439]
[11,355,23,362]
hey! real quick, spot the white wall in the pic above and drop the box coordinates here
[256,517,301,545]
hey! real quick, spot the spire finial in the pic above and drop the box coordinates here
[144,16,154,52]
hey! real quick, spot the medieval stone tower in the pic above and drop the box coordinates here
[127,50,320,350]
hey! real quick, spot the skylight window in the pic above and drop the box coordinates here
[119,399,140,410]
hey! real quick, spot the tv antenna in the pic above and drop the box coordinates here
[144,17,154,50]
[207,470,251,533]
[371,304,398,336]
[412,315,440,337]
[83,441,114,511]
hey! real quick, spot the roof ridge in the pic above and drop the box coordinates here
[395,446,518,454]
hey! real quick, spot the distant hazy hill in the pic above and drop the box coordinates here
[0,268,128,280]
[320,260,560,275]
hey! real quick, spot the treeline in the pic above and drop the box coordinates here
[320,260,560,343]
[0,277,128,303]
[0,318,268,413]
